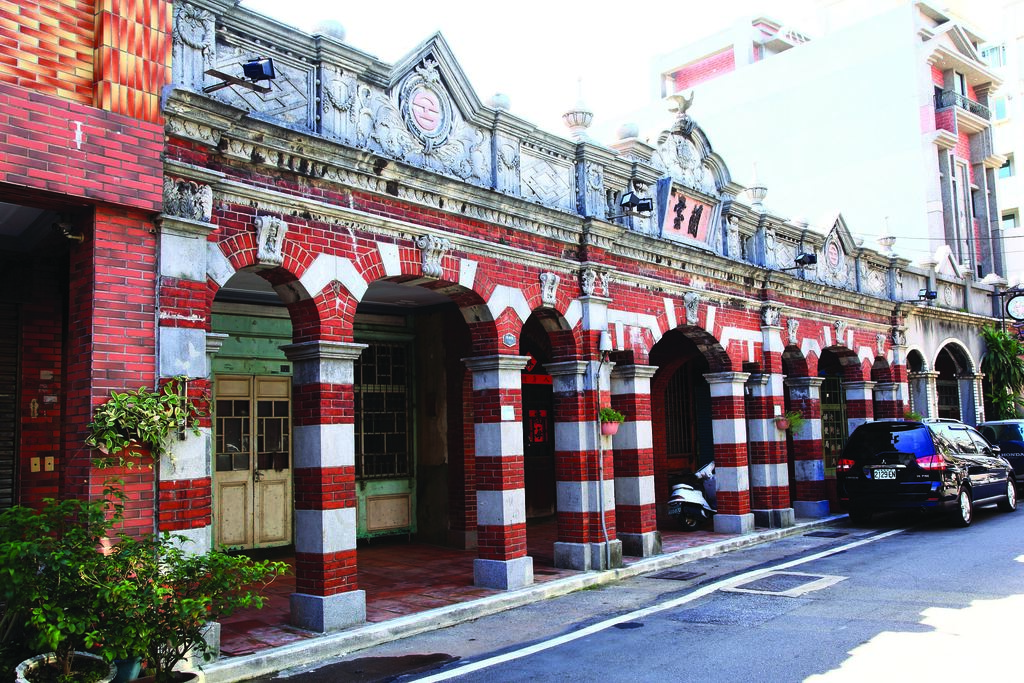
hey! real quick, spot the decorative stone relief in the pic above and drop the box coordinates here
[787,318,799,346]
[496,139,521,195]
[172,3,214,92]
[163,177,213,223]
[320,65,359,141]
[866,269,886,297]
[539,272,560,306]
[580,268,597,297]
[834,320,848,346]
[649,132,717,195]
[577,161,606,219]
[763,225,777,269]
[599,271,610,296]
[399,58,454,153]
[254,215,288,266]
[726,216,743,261]
[416,234,450,278]
[683,292,701,326]
[876,333,887,357]
[521,152,573,211]
[820,236,853,289]
[891,326,907,347]
[761,305,781,327]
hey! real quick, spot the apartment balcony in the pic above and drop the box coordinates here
[935,89,992,134]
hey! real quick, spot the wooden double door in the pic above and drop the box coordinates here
[214,376,293,549]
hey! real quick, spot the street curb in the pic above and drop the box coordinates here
[201,514,847,682]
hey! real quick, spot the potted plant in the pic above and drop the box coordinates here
[109,533,287,682]
[599,407,625,436]
[86,376,207,468]
[3,490,125,683]
[903,409,923,421]
[775,410,807,433]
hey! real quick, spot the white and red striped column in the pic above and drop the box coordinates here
[844,381,876,434]
[282,340,366,632]
[747,316,794,528]
[610,363,660,558]
[785,376,828,518]
[546,360,621,571]
[464,355,534,589]
[703,371,754,534]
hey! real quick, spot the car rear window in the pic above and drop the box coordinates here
[990,424,1024,441]
[844,424,935,463]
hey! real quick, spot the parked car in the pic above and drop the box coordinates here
[978,419,1024,482]
[837,419,1016,526]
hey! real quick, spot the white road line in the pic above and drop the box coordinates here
[414,528,905,682]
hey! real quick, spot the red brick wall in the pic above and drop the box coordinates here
[672,49,736,91]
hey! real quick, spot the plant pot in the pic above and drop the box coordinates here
[113,657,143,683]
[133,673,200,683]
[15,651,117,683]
[774,418,790,431]
[601,421,620,436]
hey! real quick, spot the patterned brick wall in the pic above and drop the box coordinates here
[93,0,172,121]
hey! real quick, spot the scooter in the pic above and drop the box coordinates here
[667,461,716,531]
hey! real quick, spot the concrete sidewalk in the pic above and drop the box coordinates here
[200,515,847,682]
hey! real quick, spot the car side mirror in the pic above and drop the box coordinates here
[990,444,1001,454]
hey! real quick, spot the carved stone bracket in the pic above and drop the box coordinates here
[834,320,848,347]
[891,326,907,347]
[580,268,597,297]
[163,177,213,223]
[786,318,799,346]
[539,272,560,307]
[254,215,288,267]
[761,304,781,327]
[876,333,887,357]
[416,234,451,278]
[683,292,701,326]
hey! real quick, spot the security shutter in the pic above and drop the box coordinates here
[0,303,17,508]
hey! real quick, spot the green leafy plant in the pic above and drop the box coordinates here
[103,534,287,681]
[981,325,1024,419]
[598,407,625,423]
[0,485,126,680]
[86,376,207,468]
[904,409,923,421]
[776,410,807,433]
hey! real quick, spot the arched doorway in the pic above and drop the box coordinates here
[519,316,556,520]
[650,329,715,522]
[935,344,969,420]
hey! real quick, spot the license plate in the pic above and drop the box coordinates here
[873,468,896,480]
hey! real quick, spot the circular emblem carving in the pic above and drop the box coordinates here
[400,59,453,153]
[826,241,841,269]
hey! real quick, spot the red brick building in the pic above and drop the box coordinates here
[0,0,170,523]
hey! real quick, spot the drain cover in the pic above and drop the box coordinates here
[724,571,847,597]
[805,530,848,538]
[612,622,644,629]
[648,570,705,581]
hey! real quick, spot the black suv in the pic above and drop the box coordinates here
[977,420,1024,482]
[837,419,1017,526]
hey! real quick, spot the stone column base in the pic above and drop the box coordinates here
[554,540,623,570]
[290,590,366,633]
[713,512,755,534]
[474,556,534,590]
[753,507,795,529]
[619,531,662,558]
[793,500,831,519]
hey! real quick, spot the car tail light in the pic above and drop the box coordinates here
[837,458,855,472]
[916,454,946,470]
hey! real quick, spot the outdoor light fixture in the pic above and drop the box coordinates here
[610,190,654,219]
[781,252,817,271]
[203,58,276,94]
[918,289,938,301]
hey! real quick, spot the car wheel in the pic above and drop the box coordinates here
[953,487,973,527]
[998,479,1017,512]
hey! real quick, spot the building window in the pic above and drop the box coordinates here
[1000,154,1015,178]
[982,44,1006,68]
[354,342,412,480]
[994,95,1008,120]
[1003,210,1020,229]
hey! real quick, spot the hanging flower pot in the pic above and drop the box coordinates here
[601,421,620,436]
[774,417,790,431]
[598,407,625,436]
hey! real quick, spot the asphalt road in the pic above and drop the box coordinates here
[257,504,1024,683]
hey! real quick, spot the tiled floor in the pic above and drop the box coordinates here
[219,519,731,656]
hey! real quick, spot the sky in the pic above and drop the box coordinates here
[239,0,829,148]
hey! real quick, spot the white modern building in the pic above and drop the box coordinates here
[653,2,1008,279]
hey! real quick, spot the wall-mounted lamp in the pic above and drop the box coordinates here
[918,289,937,301]
[609,191,654,219]
[204,58,276,94]
[53,221,83,244]
[780,252,817,271]
[598,330,613,361]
